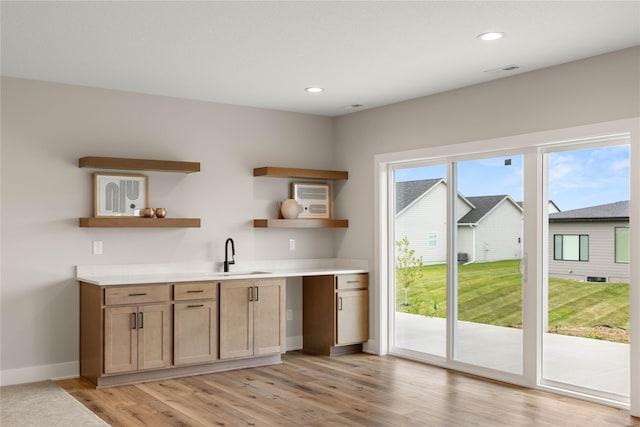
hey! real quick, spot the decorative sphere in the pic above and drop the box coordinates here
[280,199,300,219]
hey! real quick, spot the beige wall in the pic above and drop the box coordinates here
[0,77,335,379]
[332,46,640,342]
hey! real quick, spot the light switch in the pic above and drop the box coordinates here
[92,241,103,255]
[289,239,296,251]
[286,309,293,321]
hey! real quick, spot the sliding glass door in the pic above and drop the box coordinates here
[392,155,524,375]
[393,163,448,358]
[384,126,637,412]
[453,156,523,374]
[542,144,630,401]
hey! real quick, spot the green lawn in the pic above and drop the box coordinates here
[396,260,630,342]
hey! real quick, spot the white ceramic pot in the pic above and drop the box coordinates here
[280,199,300,219]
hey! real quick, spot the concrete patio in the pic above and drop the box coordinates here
[394,312,630,398]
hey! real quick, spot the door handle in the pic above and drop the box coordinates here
[338,297,343,311]
[249,287,254,302]
[132,312,137,329]
[255,286,259,302]
[138,312,144,329]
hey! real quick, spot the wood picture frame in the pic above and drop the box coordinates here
[94,173,149,217]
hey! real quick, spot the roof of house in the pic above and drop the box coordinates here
[458,195,520,224]
[395,179,522,224]
[395,179,443,213]
[549,200,629,222]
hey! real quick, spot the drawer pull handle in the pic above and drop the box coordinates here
[346,280,360,284]
[188,304,204,308]
[187,290,204,293]
[139,312,144,329]
[132,313,137,330]
[129,293,147,297]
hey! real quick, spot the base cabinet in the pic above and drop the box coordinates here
[219,278,286,360]
[104,303,172,374]
[303,273,369,356]
[174,281,218,365]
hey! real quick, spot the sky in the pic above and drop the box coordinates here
[394,145,630,211]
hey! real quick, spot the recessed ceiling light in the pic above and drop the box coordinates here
[477,32,504,41]
[305,87,324,93]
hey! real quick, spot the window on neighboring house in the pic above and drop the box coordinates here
[428,232,437,249]
[554,234,589,261]
[615,227,630,263]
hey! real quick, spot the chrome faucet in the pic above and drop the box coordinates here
[223,238,235,272]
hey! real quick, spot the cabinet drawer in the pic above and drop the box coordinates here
[174,282,217,301]
[105,284,170,305]
[336,274,368,291]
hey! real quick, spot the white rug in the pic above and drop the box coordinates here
[0,381,108,427]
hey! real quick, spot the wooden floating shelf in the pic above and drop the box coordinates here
[253,167,348,180]
[79,217,201,228]
[79,156,200,173]
[253,219,348,229]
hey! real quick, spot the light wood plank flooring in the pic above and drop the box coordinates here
[58,352,640,426]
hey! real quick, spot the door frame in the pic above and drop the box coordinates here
[374,117,639,414]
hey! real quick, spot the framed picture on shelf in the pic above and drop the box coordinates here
[94,173,149,217]
[291,182,330,219]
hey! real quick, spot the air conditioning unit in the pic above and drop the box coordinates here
[292,182,330,219]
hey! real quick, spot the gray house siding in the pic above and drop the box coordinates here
[548,221,630,282]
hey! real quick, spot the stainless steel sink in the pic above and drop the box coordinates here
[220,271,271,276]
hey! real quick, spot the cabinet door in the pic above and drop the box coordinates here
[138,303,172,370]
[104,306,137,374]
[174,300,218,365]
[219,281,253,359]
[336,290,369,345]
[253,279,286,355]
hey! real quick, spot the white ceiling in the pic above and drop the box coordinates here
[2,1,639,117]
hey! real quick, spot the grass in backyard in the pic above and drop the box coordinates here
[396,259,630,343]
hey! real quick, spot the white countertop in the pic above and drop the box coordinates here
[77,259,368,286]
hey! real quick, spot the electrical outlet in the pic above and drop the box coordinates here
[289,239,296,251]
[286,309,293,321]
[92,240,103,255]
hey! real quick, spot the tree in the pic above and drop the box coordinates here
[396,236,424,307]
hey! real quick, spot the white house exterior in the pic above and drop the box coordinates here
[458,195,524,263]
[548,201,629,283]
[395,179,523,265]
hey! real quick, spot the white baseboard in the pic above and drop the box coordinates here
[1,361,79,387]
[363,339,380,355]
[0,336,304,386]
[286,335,303,351]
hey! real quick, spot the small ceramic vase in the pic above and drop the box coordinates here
[155,208,167,218]
[280,199,300,219]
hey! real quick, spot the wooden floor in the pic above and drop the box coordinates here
[58,352,639,427]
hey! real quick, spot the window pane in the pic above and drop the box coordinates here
[615,227,629,263]
[563,235,579,261]
[554,235,563,260]
[579,235,589,261]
